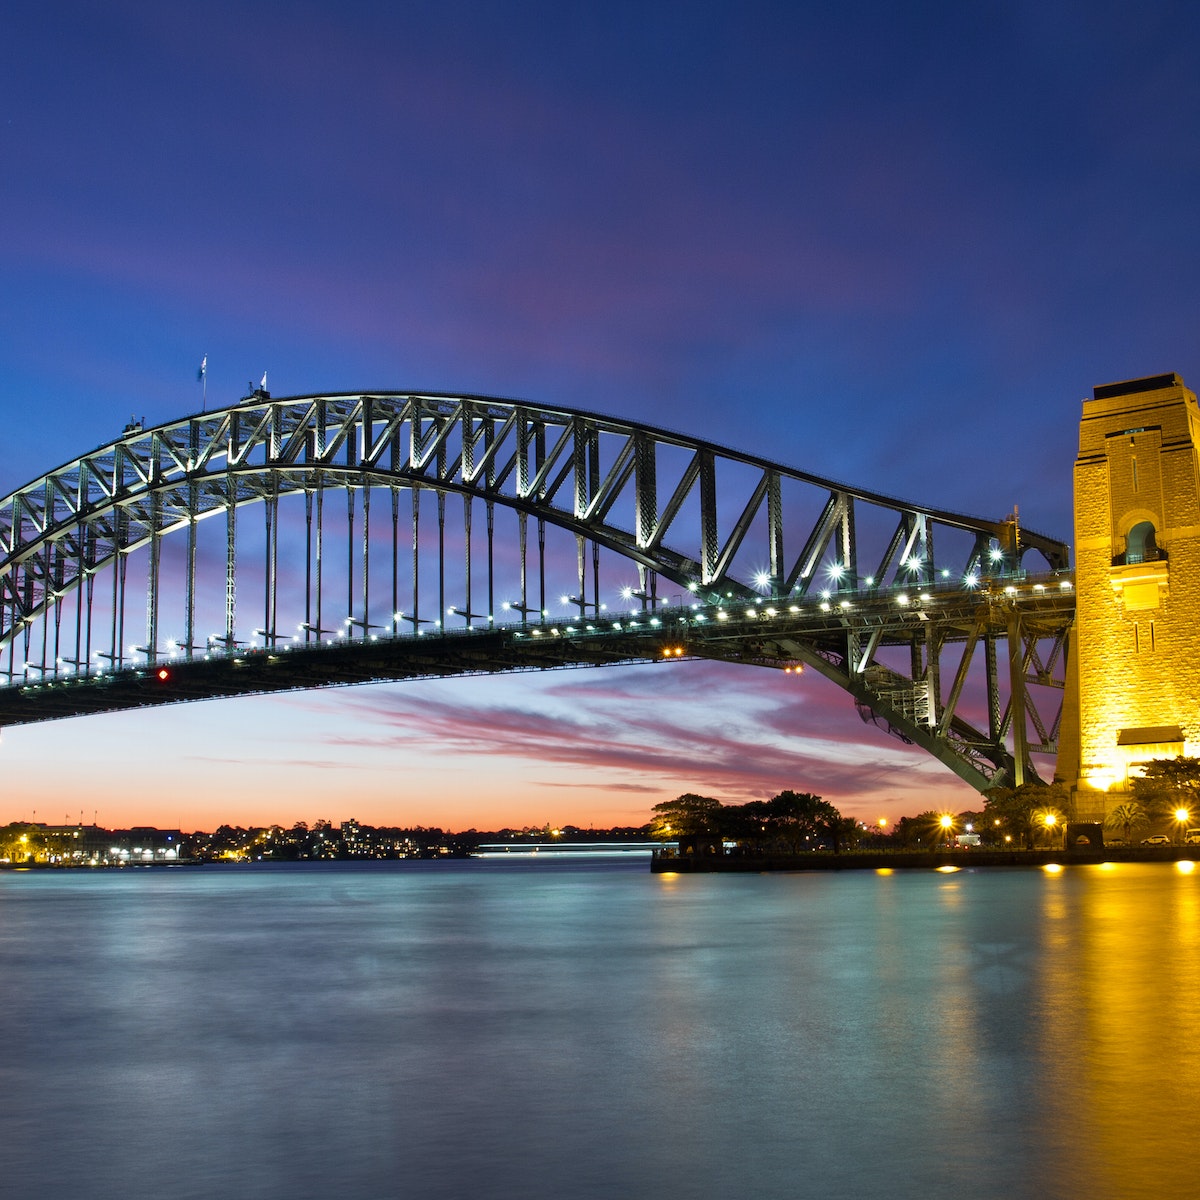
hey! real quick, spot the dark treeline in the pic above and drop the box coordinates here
[650,791,855,853]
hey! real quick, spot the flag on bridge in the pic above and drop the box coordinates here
[197,355,207,382]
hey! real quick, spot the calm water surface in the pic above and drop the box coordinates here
[1,858,1197,1199]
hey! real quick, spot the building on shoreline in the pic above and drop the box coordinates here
[0,822,183,865]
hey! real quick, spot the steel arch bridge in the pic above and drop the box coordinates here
[0,388,1073,793]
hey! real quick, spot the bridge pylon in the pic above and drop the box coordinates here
[1058,373,1200,820]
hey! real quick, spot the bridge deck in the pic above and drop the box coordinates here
[0,578,1073,730]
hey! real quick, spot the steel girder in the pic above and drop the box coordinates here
[698,583,1076,791]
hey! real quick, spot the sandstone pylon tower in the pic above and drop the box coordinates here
[1058,372,1200,820]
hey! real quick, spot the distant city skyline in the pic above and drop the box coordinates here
[4,2,1200,829]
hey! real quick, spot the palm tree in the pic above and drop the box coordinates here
[1030,807,1067,848]
[1105,801,1147,845]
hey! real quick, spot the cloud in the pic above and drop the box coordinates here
[303,659,968,813]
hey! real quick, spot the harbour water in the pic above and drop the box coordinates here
[2,857,1197,1199]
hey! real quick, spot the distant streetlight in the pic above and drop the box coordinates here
[1042,812,1060,849]
[1175,808,1191,844]
[939,814,954,847]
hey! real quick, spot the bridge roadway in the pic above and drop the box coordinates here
[0,573,1074,793]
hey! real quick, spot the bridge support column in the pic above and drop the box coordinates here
[1058,373,1200,821]
[224,480,236,649]
[185,485,197,660]
[145,492,161,665]
[1007,609,1027,789]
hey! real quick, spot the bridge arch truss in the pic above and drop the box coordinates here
[0,390,1072,792]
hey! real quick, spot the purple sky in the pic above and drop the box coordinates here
[3,1,1199,831]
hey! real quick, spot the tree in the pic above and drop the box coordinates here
[1132,757,1200,821]
[1105,801,1148,845]
[719,800,771,846]
[763,790,844,852]
[650,790,844,853]
[1030,806,1067,847]
[650,794,723,840]
[893,813,938,848]
[984,782,1072,849]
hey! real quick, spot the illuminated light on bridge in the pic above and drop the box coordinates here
[0,388,1074,794]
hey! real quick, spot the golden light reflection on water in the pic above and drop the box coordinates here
[1037,863,1200,1197]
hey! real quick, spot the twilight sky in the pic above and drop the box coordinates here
[3,1,1200,832]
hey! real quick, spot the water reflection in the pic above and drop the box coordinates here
[1035,863,1200,1199]
[0,861,1195,1199]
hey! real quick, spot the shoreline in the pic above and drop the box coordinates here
[650,846,1200,873]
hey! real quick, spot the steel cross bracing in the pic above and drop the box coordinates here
[0,390,1072,792]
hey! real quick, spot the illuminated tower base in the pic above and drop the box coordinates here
[1057,373,1200,820]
